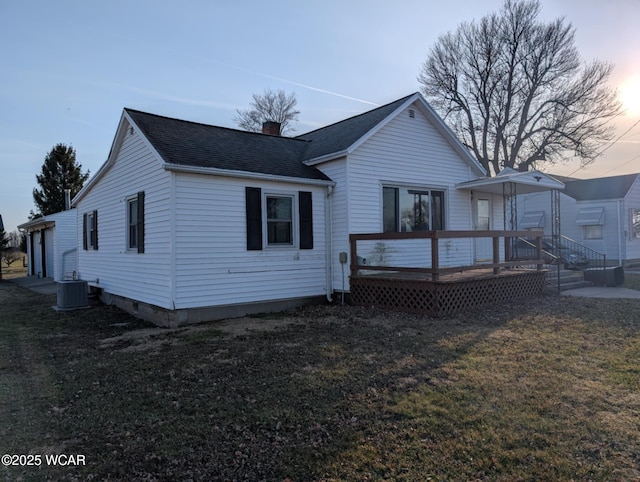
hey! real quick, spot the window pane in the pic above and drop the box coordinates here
[383,187,397,232]
[477,199,490,230]
[268,221,292,244]
[129,225,138,249]
[584,225,602,239]
[266,196,293,245]
[129,200,138,224]
[128,199,138,249]
[431,191,444,230]
[632,208,640,240]
[267,197,292,220]
[400,189,429,231]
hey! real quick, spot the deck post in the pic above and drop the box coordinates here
[349,236,358,278]
[431,235,439,281]
[493,235,500,275]
[535,235,543,271]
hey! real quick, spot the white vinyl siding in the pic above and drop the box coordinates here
[76,126,172,309]
[517,175,640,264]
[173,173,327,309]
[317,103,491,289]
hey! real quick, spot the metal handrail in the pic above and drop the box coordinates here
[510,234,607,292]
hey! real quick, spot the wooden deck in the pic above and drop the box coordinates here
[349,230,547,317]
[350,268,546,317]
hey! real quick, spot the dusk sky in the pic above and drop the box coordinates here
[1,0,639,233]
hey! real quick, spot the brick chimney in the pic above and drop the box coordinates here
[262,121,281,136]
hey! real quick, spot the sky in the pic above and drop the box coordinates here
[1,0,639,234]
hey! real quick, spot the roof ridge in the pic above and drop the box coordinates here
[124,108,309,143]
[564,172,639,183]
[294,92,417,138]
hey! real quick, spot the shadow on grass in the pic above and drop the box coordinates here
[2,279,640,480]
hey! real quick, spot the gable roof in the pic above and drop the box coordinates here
[456,167,565,194]
[125,109,330,182]
[296,92,486,176]
[73,92,486,204]
[561,173,639,201]
[296,93,415,162]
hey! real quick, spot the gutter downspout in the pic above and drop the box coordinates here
[325,185,334,302]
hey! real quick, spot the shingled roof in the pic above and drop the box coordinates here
[296,93,415,162]
[126,93,418,181]
[562,173,639,201]
[125,109,330,181]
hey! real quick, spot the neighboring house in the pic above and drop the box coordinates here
[18,209,78,281]
[517,173,640,265]
[72,92,560,326]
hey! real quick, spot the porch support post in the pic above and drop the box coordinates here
[349,235,358,278]
[551,188,561,292]
[431,235,439,281]
[493,235,500,275]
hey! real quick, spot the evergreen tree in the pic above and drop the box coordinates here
[32,144,90,216]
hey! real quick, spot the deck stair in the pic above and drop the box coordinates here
[545,267,592,292]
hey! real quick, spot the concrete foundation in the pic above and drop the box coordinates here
[100,291,328,327]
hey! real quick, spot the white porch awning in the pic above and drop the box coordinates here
[520,211,545,228]
[576,207,604,225]
[456,168,565,194]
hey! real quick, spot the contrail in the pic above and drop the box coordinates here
[252,71,380,106]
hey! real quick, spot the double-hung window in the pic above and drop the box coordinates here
[383,186,445,232]
[245,187,313,250]
[83,210,98,250]
[266,195,293,246]
[127,191,145,253]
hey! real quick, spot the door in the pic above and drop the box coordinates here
[474,197,492,262]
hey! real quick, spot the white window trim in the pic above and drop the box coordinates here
[126,195,138,252]
[630,208,640,241]
[381,183,447,232]
[86,211,97,250]
[263,191,298,248]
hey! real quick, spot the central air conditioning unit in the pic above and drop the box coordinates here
[56,280,89,310]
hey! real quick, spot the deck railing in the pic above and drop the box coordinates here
[349,230,545,281]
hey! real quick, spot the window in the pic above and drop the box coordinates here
[266,195,293,246]
[127,192,145,253]
[83,210,98,250]
[383,186,444,232]
[245,187,313,250]
[576,207,604,241]
[128,198,138,249]
[631,208,640,240]
[584,225,603,240]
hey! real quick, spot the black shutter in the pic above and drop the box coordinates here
[92,210,98,249]
[299,191,313,249]
[246,187,262,250]
[82,213,88,250]
[137,191,145,253]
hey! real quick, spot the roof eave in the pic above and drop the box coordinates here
[303,150,349,166]
[163,163,336,187]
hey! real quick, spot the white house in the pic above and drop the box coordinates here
[18,209,78,281]
[517,173,640,266]
[72,93,561,326]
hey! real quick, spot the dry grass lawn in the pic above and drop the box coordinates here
[1,276,640,481]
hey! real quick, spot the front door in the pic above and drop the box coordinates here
[474,197,492,262]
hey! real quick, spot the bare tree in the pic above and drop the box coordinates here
[235,89,300,135]
[418,0,622,175]
[1,249,22,268]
